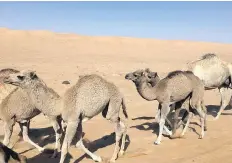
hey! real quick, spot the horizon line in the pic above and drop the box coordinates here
[1,26,232,45]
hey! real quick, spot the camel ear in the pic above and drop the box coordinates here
[145,68,151,73]
[30,71,38,80]
[148,72,158,78]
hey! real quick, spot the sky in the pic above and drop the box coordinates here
[0,1,232,43]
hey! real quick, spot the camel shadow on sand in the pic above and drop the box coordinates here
[130,117,201,138]
[73,132,130,163]
[26,131,130,163]
[0,126,57,155]
[206,105,232,117]
[17,126,57,154]
[130,105,232,138]
[10,105,232,162]
[131,116,155,121]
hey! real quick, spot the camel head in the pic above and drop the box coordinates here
[144,68,160,87]
[4,70,38,88]
[125,69,145,82]
[125,68,160,87]
[125,68,150,85]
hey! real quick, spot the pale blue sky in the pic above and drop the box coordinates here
[0,2,232,43]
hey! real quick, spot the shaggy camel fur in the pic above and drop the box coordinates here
[2,69,62,157]
[4,70,128,163]
[0,68,43,151]
[186,53,232,120]
[125,69,207,144]
[144,68,207,138]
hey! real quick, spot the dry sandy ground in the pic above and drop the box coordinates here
[1,27,232,163]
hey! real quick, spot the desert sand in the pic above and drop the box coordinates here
[0,27,232,163]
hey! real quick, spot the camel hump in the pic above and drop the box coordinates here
[167,70,183,79]
[200,53,218,60]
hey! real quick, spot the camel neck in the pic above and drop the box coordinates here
[24,81,62,116]
[135,80,157,101]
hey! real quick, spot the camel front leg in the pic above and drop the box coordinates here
[156,104,172,136]
[3,120,15,147]
[50,117,62,158]
[19,121,44,152]
[154,103,170,145]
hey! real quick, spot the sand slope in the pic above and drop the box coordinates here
[0,28,232,163]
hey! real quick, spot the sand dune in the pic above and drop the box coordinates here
[0,27,232,163]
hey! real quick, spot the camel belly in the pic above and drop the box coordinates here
[83,101,109,118]
[170,92,190,103]
[15,108,41,121]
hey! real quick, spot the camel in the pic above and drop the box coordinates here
[4,70,128,163]
[0,142,27,163]
[144,68,206,138]
[1,68,62,157]
[125,69,207,144]
[0,69,41,149]
[185,53,232,120]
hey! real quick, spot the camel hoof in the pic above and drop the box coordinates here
[199,135,204,139]
[214,116,220,120]
[39,148,45,152]
[119,150,124,156]
[154,140,161,145]
[93,156,102,162]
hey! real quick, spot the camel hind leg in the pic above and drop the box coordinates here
[190,89,206,139]
[59,120,79,163]
[119,120,127,156]
[180,112,193,137]
[201,101,208,131]
[171,100,187,138]
[104,98,128,162]
[119,98,128,156]
[108,116,127,162]
[215,86,232,120]
[74,119,102,162]
[60,114,101,163]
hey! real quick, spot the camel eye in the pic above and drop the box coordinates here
[17,75,25,80]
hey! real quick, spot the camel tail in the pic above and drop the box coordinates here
[122,98,128,119]
[226,63,232,105]
[227,63,232,89]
